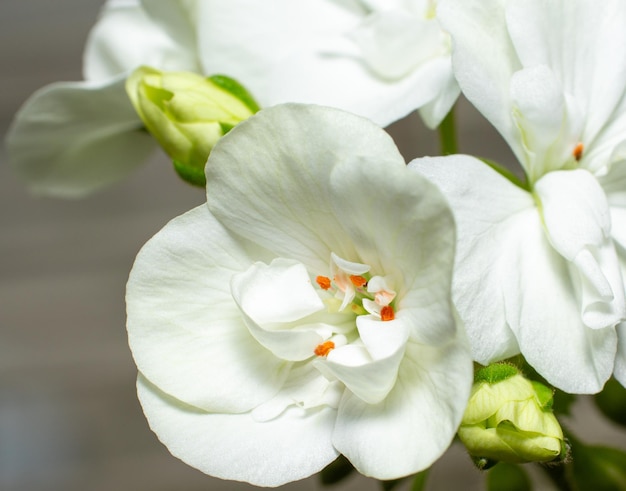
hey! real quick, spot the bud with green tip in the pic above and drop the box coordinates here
[458,363,565,466]
[126,66,260,186]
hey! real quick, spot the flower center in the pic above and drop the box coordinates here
[311,252,397,357]
[231,253,409,405]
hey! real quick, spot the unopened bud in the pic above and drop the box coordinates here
[458,364,565,465]
[126,66,259,186]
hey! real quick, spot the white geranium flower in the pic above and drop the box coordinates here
[5,0,200,197]
[7,0,459,197]
[413,0,626,393]
[196,0,459,128]
[126,104,472,486]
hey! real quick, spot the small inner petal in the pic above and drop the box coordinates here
[375,290,395,306]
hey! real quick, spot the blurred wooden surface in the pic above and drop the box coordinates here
[0,2,624,491]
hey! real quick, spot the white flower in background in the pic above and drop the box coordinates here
[126,104,472,486]
[197,0,459,128]
[5,0,200,197]
[413,0,626,393]
[7,0,458,197]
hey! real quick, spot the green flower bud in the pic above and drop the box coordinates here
[458,364,565,465]
[126,66,259,186]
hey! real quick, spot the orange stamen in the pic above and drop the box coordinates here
[314,340,335,357]
[316,275,332,290]
[381,305,395,321]
[349,275,368,288]
[573,142,584,162]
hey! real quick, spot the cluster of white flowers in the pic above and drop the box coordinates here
[7,0,626,486]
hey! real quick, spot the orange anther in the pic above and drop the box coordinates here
[314,340,335,357]
[573,142,584,162]
[349,275,368,288]
[381,305,395,322]
[316,276,332,290]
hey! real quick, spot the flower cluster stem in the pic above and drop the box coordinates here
[438,106,458,156]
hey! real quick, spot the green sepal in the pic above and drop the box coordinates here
[219,122,236,135]
[319,455,355,486]
[530,381,554,410]
[172,159,206,188]
[509,355,575,416]
[209,74,261,114]
[474,363,519,384]
[487,463,531,491]
[480,157,530,191]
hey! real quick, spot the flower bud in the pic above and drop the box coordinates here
[458,364,565,465]
[126,66,259,186]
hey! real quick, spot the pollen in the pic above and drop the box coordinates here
[314,340,335,357]
[381,305,395,321]
[573,142,584,161]
[349,275,368,287]
[316,275,332,290]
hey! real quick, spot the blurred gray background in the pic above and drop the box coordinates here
[1,2,624,491]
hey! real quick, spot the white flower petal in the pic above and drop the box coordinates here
[417,61,461,129]
[442,0,626,179]
[535,170,610,259]
[510,65,576,181]
[438,0,522,157]
[600,158,626,209]
[127,206,289,412]
[411,155,531,362]
[5,76,155,198]
[205,104,406,273]
[251,363,342,423]
[357,315,409,361]
[328,140,457,346]
[413,153,620,393]
[231,259,324,325]
[315,317,410,404]
[84,0,199,81]
[196,0,457,127]
[501,209,618,393]
[505,0,626,149]
[231,259,328,362]
[350,11,442,80]
[535,169,626,329]
[332,336,472,479]
[137,374,339,487]
[331,253,370,276]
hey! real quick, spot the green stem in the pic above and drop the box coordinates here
[438,106,459,156]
